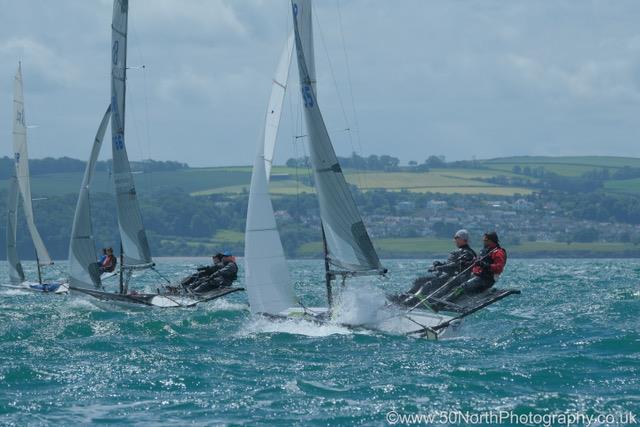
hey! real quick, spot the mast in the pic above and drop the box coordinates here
[35,252,42,284]
[321,223,332,306]
[119,242,124,294]
[111,0,153,269]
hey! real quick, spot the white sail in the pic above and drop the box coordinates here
[111,0,152,267]
[6,174,25,284]
[291,1,383,274]
[12,62,52,266]
[244,34,297,315]
[264,31,294,177]
[69,106,111,290]
[245,149,296,314]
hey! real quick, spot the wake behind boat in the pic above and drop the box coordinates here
[3,62,68,295]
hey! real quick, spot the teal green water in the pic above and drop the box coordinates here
[1,259,638,425]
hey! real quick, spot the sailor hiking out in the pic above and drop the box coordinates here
[449,231,507,298]
[182,252,239,295]
[389,229,476,306]
[181,253,224,290]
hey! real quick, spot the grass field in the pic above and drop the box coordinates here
[193,169,533,196]
[483,156,640,177]
[4,155,640,197]
[484,155,640,168]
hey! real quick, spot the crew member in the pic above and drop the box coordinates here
[181,253,224,290]
[454,231,507,296]
[100,247,117,273]
[193,252,239,294]
[390,229,476,305]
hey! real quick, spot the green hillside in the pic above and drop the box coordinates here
[3,155,640,197]
[483,156,640,177]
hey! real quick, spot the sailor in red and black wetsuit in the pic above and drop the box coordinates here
[99,247,117,274]
[459,231,507,294]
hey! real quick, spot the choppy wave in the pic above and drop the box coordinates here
[0,259,638,425]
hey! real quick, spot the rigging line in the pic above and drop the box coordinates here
[312,3,366,191]
[128,16,153,191]
[151,267,172,284]
[286,72,302,227]
[336,0,368,190]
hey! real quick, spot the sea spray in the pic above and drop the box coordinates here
[238,314,353,338]
[331,281,409,331]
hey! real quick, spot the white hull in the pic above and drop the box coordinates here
[85,294,199,311]
[278,306,460,340]
[70,286,243,310]
[1,281,69,294]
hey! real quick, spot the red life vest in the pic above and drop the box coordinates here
[102,255,117,272]
[472,245,507,281]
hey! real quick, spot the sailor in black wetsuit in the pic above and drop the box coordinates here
[193,252,239,294]
[390,229,476,306]
[181,253,224,291]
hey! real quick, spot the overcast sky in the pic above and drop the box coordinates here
[1,0,640,167]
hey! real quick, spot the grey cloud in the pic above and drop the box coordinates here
[1,0,640,166]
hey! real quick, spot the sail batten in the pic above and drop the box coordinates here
[12,62,53,266]
[291,1,383,274]
[111,0,152,267]
[69,106,112,290]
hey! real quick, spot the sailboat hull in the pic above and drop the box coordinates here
[70,286,244,309]
[275,306,458,340]
[1,281,69,294]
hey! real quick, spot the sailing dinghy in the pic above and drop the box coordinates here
[68,0,242,308]
[243,1,459,339]
[3,63,68,294]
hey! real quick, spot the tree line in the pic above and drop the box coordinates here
[0,156,188,179]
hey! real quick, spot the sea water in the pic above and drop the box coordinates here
[0,259,638,426]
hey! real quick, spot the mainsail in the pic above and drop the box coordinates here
[110,0,152,267]
[69,106,111,289]
[12,62,52,266]
[245,34,296,315]
[6,174,25,285]
[291,1,383,274]
[292,1,316,96]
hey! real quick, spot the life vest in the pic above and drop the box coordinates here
[102,255,117,273]
[473,245,507,282]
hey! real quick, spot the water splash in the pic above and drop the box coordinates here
[237,314,353,337]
